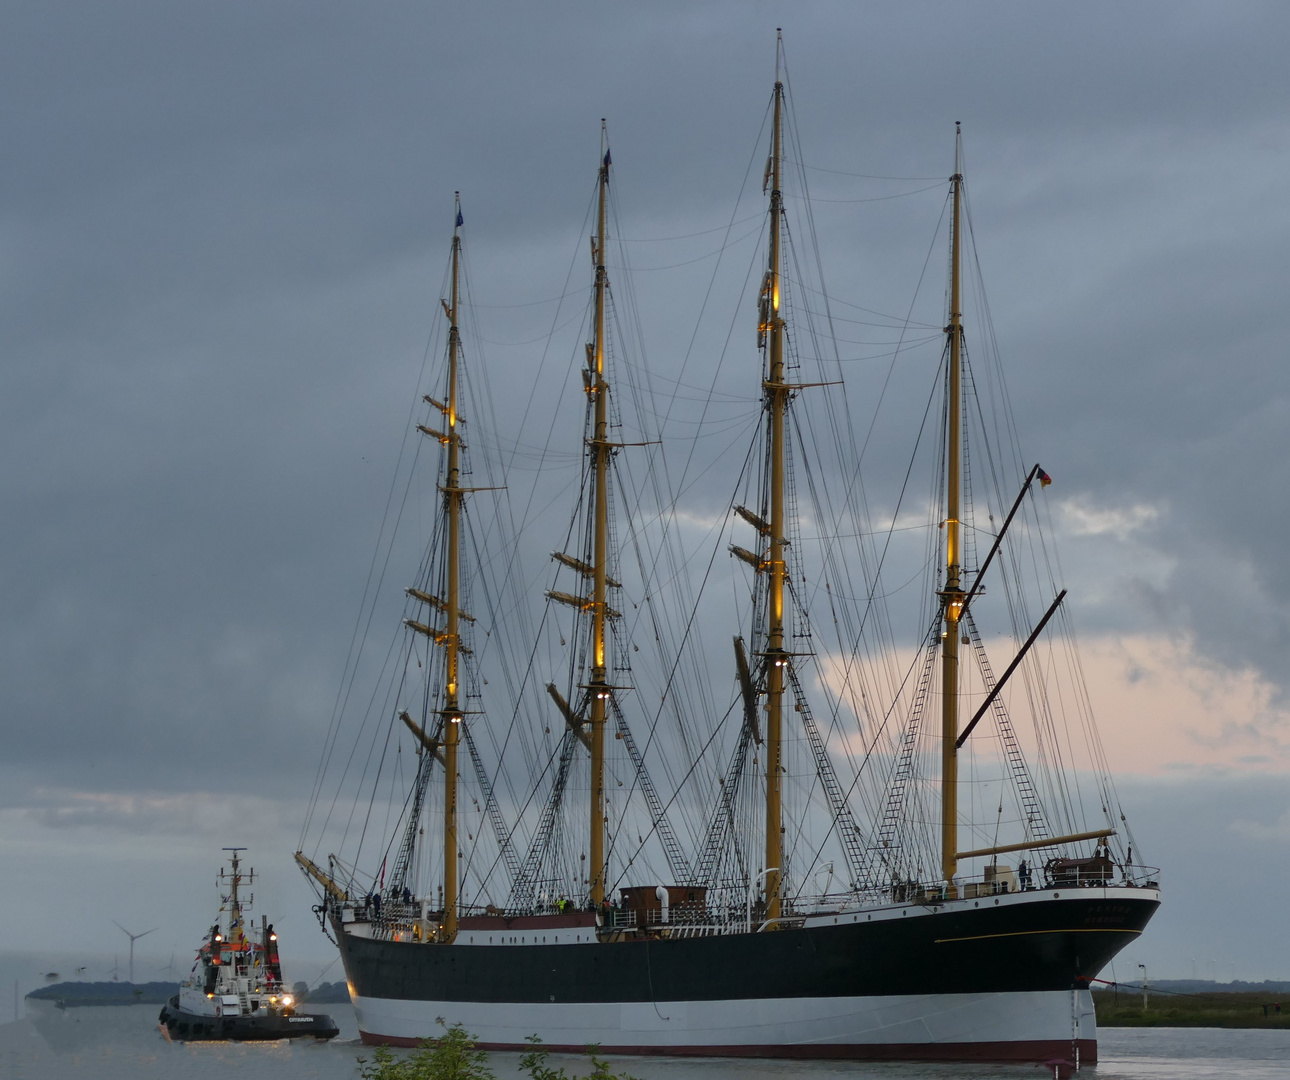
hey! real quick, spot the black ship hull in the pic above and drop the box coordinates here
[334,885,1158,1063]
[158,999,339,1042]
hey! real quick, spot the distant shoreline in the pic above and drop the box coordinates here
[1094,989,1290,1028]
[26,979,351,1008]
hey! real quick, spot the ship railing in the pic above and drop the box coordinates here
[878,862,1163,904]
[604,907,636,929]
[781,890,888,915]
[601,905,737,935]
[779,862,1162,915]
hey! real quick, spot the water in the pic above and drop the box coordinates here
[0,1005,1286,1080]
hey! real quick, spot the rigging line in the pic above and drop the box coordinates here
[603,227,761,272]
[801,521,932,542]
[469,587,566,896]
[310,444,435,851]
[467,289,581,309]
[473,661,572,900]
[613,212,764,242]
[497,175,596,550]
[326,521,443,853]
[657,93,773,512]
[786,127,908,713]
[800,312,941,332]
[798,196,950,726]
[792,278,944,326]
[799,332,942,348]
[601,366,749,401]
[607,696,742,896]
[786,159,945,182]
[611,463,710,828]
[855,188,951,469]
[834,337,946,700]
[300,279,444,849]
[463,191,606,854]
[459,512,537,840]
[609,439,763,893]
[632,429,759,748]
[948,236,1088,846]
[351,665,413,877]
[801,182,948,204]
[475,307,587,347]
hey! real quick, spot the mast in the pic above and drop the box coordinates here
[442,193,464,939]
[763,33,787,923]
[941,126,964,892]
[220,847,251,944]
[588,122,611,907]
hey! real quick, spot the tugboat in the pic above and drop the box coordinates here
[159,848,339,1042]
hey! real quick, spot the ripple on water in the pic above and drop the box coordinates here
[1,1009,1288,1080]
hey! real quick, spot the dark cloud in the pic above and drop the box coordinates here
[1,0,1287,970]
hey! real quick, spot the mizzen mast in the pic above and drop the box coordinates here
[762,33,788,923]
[587,123,612,908]
[940,126,965,892]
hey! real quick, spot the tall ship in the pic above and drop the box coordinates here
[297,38,1158,1065]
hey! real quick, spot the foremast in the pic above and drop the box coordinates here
[762,35,788,924]
[587,123,612,908]
[940,128,965,892]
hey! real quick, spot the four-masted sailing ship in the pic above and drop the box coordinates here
[297,38,1158,1065]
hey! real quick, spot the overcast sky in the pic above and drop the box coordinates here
[2,0,1288,987]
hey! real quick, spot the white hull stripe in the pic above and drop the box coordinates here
[353,988,1096,1054]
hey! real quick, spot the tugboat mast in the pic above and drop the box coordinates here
[588,122,612,909]
[220,847,252,944]
[763,31,787,923]
[941,126,965,892]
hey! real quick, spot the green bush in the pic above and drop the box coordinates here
[356,1026,638,1080]
[519,1035,639,1080]
[357,1021,494,1080]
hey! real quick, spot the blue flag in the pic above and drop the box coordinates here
[456,210,464,228]
[603,149,611,169]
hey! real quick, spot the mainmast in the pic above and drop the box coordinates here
[441,194,465,939]
[587,123,612,908]
[762,33,787,923]
[940,126,964,891]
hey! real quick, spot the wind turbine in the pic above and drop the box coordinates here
[112,921,158,984]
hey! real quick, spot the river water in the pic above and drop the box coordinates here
[1,1005,1287,1080]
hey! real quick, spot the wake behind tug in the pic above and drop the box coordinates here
[158,848,338,1042]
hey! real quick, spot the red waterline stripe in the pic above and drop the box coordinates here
[359,1030,1097,1065]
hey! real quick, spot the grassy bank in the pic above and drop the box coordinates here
[1094,989,1290,1028]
